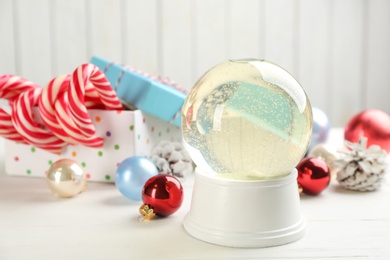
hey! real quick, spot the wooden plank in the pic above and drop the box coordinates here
[229,0,262,59]
[15,0,51,86]
[2,0,389,125]
[330,0,365,126]
[87,0,122,62]
[263,0,297,76]
[0,0,16,75]
[0,0,15,106]
[50,0,87,76]
[298,0,331,116]
[1,145,390,259]
[160,0,193,90]
[195,0,228,80]
[123,0,159,75]
[365,0,390,113]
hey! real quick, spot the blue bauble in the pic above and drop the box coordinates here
[308,107,331,152]
[115,156,158,201]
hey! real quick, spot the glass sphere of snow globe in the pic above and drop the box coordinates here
[181,59,313,180]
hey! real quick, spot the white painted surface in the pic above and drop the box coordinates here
[1,0,390,126]
[298,0,331,112]
[0,129,390,260]
[124,0,159,74]
[366,0,390,111]
[1,129,390,259]
[50,0,88,76]
[0,0,16,75]
[331,0,365,126]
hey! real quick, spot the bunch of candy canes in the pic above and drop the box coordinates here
[0,64,123,153]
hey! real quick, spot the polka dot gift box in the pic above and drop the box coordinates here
[1,64,182,183]
[5,108,181,182]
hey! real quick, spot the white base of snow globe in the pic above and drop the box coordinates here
[183,168,306,248]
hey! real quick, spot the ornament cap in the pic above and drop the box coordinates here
[138,204,156,222]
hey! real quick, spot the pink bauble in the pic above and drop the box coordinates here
[344,110,390,153]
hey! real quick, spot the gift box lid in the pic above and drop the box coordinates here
[90,56,186,127]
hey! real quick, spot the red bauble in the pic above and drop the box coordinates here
[297,157,330,195]
[142,174,183,217]
[344,109,390,153]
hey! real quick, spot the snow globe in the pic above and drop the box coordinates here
[182,59,312,247]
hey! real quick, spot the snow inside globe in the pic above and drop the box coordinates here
[182,59,313,180]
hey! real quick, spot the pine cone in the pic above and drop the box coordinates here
[335,137,387,191]
[150,140,193,178]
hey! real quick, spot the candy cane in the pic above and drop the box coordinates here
[0,75,40,143]
[0,109,27,143]
[39,64,123,148]
[0,75,41,101]
[38,75,76,145]
[39,71,116,146]
[68,64,122,138]
[11,87,66,153]
[54,89,105,148]
[1,64,123,152]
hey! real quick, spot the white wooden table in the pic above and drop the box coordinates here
[1,129,390,259]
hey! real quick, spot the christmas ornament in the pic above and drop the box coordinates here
[139,174,183,221]
[46,158,87,198]
[335,138,387,191]
[115,156,158,201]
[150,140,193,178]
[297,157,330,195]
[344,109,390,153]
[182,59,312,247]
[308,107,330,152]
[308,144,340,179]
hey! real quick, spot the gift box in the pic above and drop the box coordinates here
[90,56,186,127]
[5,108,182,183]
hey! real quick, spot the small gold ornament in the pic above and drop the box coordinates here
[46,159,87,198]
[308,144,340,179]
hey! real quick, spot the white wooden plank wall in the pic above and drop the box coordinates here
[0,0,389,127]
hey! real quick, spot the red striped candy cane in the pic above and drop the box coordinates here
[0,108,27,143]
[55,89,105,147]
[0,75,40,143]
[39,73,110,147]
[2,64,123,152]
[11,87,66,153]
[0,75,41,101]
[38,75,76,145]
[68,64,122,138]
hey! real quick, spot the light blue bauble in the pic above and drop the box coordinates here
[115,156,158,201]
[308,107,331,152]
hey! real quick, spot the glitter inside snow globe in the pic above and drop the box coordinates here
[182,59,313,248]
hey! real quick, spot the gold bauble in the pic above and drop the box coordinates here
[308,144,340,179]
[46,159,87,198]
